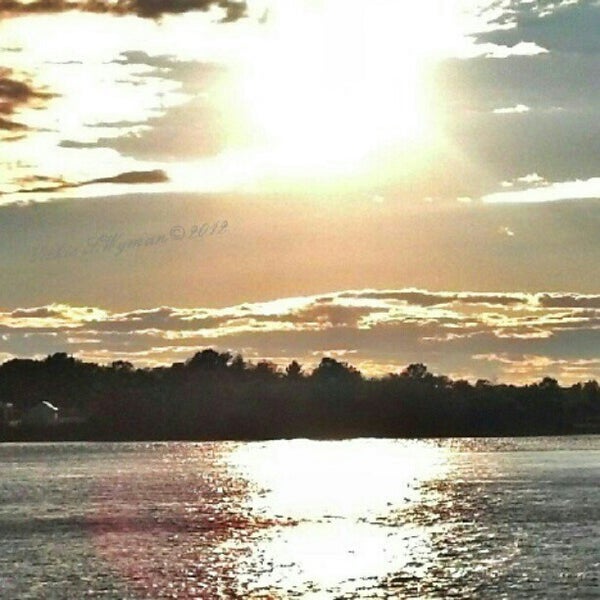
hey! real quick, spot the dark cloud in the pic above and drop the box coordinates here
[13,169,169,194]
[481,1,600,55]
[339,290,452,307]
[0,68,54,141]
[0,0,247,19]
[0,115,27,132]
[538,293,600,309]
[454,293,527,306]
[218,0,244,22]
[10,306,64,318]
[0,69,53,111]
[115,51,175,69]
[85,306,224,334]
[339,290,527,308]
[288,304,370,327]
[1,71,39,110]
[58,140,99,149]
[91,169,168,185]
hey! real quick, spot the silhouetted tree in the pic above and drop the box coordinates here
[230,354,246,375]
[311,357,361,382]
[110,360,134,372]
[475,379,492,389]
[251,360,279,379]
[285,360,303,380]
[401,363,429,380]
[186,349,231,371]
[539,376,559,391]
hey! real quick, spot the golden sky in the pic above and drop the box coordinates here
[1,0,600,383]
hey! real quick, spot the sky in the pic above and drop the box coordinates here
[1,0,599,384]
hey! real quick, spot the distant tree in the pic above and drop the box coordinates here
[230,354,246,374]
[452,379,471,392]
[45,352,76,367]
[434,374,453,389]
[311,357,361,382]
[475,379,492,389]
[538,376,560,390]
[285,360,303,380]
[110,360,134,372]
[577,380,599,416]
[186,349,231,371]
[582,380,599,396]
[401,363,429,380]
[251,360,279,379]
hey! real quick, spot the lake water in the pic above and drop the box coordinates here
[0,437,598,599]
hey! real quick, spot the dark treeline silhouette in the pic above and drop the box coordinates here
[1,350,599,441]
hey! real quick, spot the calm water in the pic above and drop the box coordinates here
[0,437,598,599]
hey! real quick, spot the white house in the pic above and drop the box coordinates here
[21,401,59,427]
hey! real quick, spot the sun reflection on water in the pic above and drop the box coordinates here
[228,439,449,597]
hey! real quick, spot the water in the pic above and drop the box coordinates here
[0,437,598,599]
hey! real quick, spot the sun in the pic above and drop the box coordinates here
[232,0,435,179]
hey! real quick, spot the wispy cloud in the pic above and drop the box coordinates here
[493,103,530,114]
[483,177,600,203]
[468,41,549,59]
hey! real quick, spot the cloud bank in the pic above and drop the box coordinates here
[2,289,600,384]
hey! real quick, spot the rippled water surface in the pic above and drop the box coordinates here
[1,437,599,598]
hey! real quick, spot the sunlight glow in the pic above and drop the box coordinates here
[0,0,521,199]
[234,1,442,178]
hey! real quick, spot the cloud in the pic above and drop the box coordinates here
[483,177,600,203]
[0,115,25,129]
[0,69,53,112]
[10,307,65,318]
[493,104,531,114]
[470,41,549,59]
[12,169,169,194]
[339,289,528,308]
[538,293,600,309]
[480,0,600,55]
[0,0,247,19]
[0,115,27,134]
[91,169,169,185]
[95,57,230,162]
[2,289,599,383]
[516,172,546,184]
[0,68,54,139]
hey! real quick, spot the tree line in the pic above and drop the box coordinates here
[1,350,599,441]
